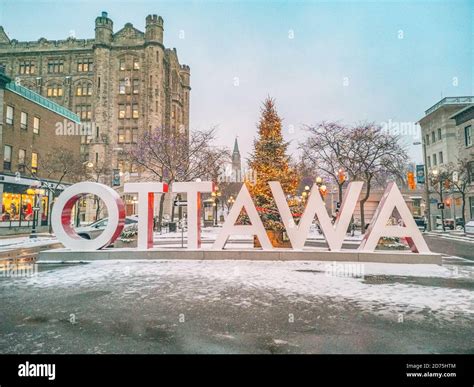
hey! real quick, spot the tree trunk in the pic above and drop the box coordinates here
[157,193,166,232]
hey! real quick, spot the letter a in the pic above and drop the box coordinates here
[358,182,430,253]
[213,184,272,250]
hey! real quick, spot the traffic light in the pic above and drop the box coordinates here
[407,171,416,190]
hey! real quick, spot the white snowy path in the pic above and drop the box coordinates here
[7,259,474,323]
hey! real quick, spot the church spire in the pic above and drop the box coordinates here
[232,137,242,182]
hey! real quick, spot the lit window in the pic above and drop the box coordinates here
[133,58,140,70]
[20,112,28,130]
[31,152,38,173]
[132,79,139,94]
[77,58,93,72]
[33,117,40,134]
[118,105,126,119]
[132,104,139,119]
[119,80,127,95]
[119,58,126,71]
[19,60,35,75]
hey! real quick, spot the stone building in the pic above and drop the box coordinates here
[231,137,242,182]
[0,12,190,185]
[0,69,81,234]
[418,96,474,227]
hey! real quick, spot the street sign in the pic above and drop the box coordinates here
[112,169,120,187]
[336,202,341,209]
[416,165,425,184]
[452,171,458,183]
[174,200,187,207]
[437,203,445,210]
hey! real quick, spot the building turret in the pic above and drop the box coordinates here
[95,11,113,46]
[145,14,164,44]
[232,137,242,182]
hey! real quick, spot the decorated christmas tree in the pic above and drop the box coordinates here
[246,97,300,233]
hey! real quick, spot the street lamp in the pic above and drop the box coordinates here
[211,186,221,226]
[227,195,235,214]
[302,185,310,204]
[431,169,446,232]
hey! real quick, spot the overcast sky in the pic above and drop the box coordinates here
[1,0,472,165]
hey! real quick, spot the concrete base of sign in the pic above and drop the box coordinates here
[38,248,442,264]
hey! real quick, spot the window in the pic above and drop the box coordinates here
[31,152,38,173]
[77,58,93,72]
[75,82,92,96]
[119,58,126,71]
[119,79,127,95]
[465,125,472,147]
[75,105,92,120]
[425,134,430,146]
[133,58,140,70]
[3,145,12,170]
[20,112,28,130]
[469,161,474,183]
[438,151,443,164]
[437,128,442,141]
[132,79,139,94]
[18,149,26,166]
[48,59,64,74]
[47,85,63,97]
[19,60,35,75]
[431,131,436,143]
[118,104,126,119]
[427,156,431,168]
[118,128,139,144]
[132,104,139,118]
[6,105,13,125]
[33,117,40,134]
[433,153,437,166]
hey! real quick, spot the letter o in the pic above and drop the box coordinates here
[51,182,125,250]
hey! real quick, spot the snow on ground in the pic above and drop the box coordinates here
[0,236,58,251]
[5,259,473,324]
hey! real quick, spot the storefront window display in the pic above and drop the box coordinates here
[1,189,48,226]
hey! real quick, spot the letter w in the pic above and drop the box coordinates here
[269,181,363,251]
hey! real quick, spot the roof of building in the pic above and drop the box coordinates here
[3,78,80,123]
[424,96,474,116]
[448,104,474,119]
[233,137,240,154]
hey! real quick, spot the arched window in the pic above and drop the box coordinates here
[46,82,63,97]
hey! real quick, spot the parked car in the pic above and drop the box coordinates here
[75,216,138,240]
[435,216,455,230]
[413,216,426,231]
[465,220,474,236]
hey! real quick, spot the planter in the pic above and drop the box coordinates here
[254,230,292,248]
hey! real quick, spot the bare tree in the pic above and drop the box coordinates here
[300,122,350,202]
[444,158,473,232]
[128,127,230,229]
[301,122,408,233]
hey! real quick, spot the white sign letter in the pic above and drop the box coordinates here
[124,182,168,249]
[213,184,272,250]
[52,182,125,250]
[172,181,213,249]
[358,182,430,253]
[270,181,363,251]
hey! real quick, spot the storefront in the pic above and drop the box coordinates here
[0,174,68,233]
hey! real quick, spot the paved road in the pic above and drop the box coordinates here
[0,258,472,354]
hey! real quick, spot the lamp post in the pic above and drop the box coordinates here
[432,169,446,232]
[302,185,310,204]
[28,187,42,239]
[211,186,221,226]
[337,168,346,203]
